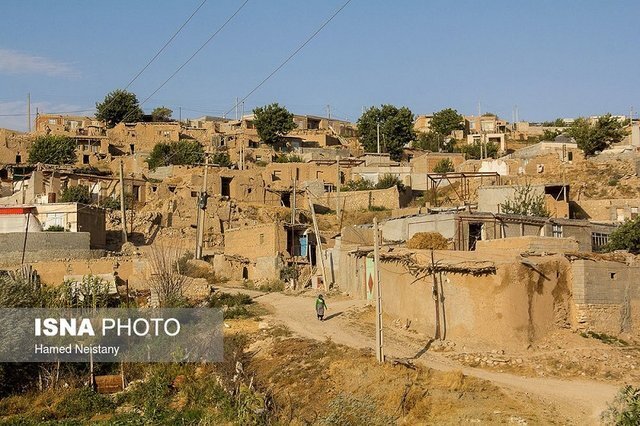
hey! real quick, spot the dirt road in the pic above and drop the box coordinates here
[220,287,619,424]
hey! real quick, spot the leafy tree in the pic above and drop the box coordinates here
[28,135,76,165]
[460,141,498,160]
[499,184,550,217]
[606,217,640,254]
[151,106,173,122]
[341,179,374,192]
[375,174,404,190]
[566,114,627,156]
[601,385,640,425]
[358,105,415,161]
[433,158,455,173]
[60,185,92,204]
[542,129,562,141]
[430,108,464,137]
[541,118,567,127]
[252,103,296,146]
[210,152,231,167]
[95,89,144,127]
[413,131,457,152]
[145,140,204,170]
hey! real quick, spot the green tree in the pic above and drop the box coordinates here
[252,103,296,146]
[375,174,404,190]
[358,105,415,161]
[60,185,92,204]
[151,106,173,122]
[413,131,457,152]
[541,118,567,127]
[95,89,144,127]
[460,141,498,160]
[499,184,550,217]
[210,152,231,167]
[28,135,76,165]
[567,114,627,156]
[542,129,562,141]
[433,158,455,173]
[145,140,204,170]
[601,385,640,425]
[606,217,640,254]
[430,108,464,137]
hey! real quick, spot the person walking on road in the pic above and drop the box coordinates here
[315,294,328,321]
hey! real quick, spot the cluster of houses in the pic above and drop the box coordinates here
[1,109,640,347]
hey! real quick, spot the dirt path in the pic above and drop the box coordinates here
[218,287,619,423]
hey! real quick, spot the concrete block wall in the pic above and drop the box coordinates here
[0,232,92,266]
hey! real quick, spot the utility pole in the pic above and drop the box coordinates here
[179,107,182,123]
[477,101,481,117]
[307,192,328,288]
[119,160,128,244]
[27,93,31,132]
[195,155,209,259]
[376,122,381,154]
[290,178,297,288]
[430,250,441,340]
[335,155,341,220]
[373,217,384,363]
[326,104,331,119]
[235,97,239,121]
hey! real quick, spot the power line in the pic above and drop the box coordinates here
[124,0,208,90]
[138,0,250,108]
[0,109,96,117]
[224,0,353,117]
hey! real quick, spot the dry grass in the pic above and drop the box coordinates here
[406,232,449,250]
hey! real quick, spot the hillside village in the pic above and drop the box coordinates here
[1,100,640,424]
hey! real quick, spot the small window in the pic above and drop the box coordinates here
[15,155,21,164]
[567,151,573,161]
[151,186,158,193]
[168,186,176,193]
[130,144,135,154]
[82,154,90,164]
[552,224,562,238]
[191,191,198,197]
[610,272,616,280]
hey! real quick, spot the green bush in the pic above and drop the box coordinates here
[211,152,231,167]
[55,387,115,419]
[275,154,304,163]
[433,158,455,173]
[606,217,640,254]
[60,185,92,204]
[28,135,76,165]
[145,140,204,170]
[45,225,65,232]
[100,197,121,210]
[375,174,404,190]
[342,179,374,192]
[601,385,640,425]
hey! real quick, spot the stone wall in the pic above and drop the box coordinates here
[570,259,640,336]
[224,223,287,259]
[0,232,94,266]
[309,186,404,212]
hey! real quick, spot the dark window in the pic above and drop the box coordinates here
[221,177,232,197]
[83,154,90,164]
[567,151,573,161]
[281,192,291,207]
[15,155,21,164]
[130,144,135,154]
[468,222,483,251]
[591,232,609,251]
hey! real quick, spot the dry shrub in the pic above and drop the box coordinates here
[406,232,449,250]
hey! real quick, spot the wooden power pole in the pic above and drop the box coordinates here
[373,217,384,363]
[307,191,328,289]
[119,159,127,244]
[195,155,209,259]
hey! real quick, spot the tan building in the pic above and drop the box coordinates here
[35,202,106,248]
[413,115,433,134]
[410,152,465,173]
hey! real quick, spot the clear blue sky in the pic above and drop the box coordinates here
[1,0,639,131]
